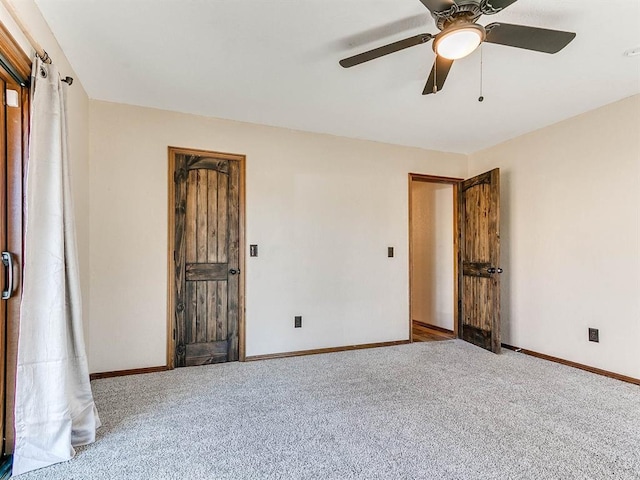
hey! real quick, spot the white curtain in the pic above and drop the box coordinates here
[12,58,100,476]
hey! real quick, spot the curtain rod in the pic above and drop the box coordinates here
[0,0,73,85]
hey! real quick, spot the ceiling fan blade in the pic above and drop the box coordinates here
[418,0,456,14]
[339,33,433,68]
[480,0,519,14]
[484,23,576,54]
[422,56,454,95]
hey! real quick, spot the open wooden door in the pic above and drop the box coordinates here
[458,168,501,353]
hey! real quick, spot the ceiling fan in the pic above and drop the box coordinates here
[339,0,576,95]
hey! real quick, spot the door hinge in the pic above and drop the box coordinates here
[174,250,176,262]
[173,328,176,340]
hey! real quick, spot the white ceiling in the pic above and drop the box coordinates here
[35,0,640,154]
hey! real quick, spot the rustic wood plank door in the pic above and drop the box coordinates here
[174,153,241,366]
[459,168,502,353]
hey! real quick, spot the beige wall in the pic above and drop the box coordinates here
[88,96,640,379]
[410,182,454,330]
[0,1,91,344]
[88,101,468,373]
[5,2,638,381]
[470,94,640,379]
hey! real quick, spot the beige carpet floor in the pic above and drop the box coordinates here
[16,340,640,479]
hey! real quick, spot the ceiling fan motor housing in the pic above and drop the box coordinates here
[433,1,483,30]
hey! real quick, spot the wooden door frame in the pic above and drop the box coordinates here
[0,19,31,458]
[408,173,462,341]
[166,146,246,368]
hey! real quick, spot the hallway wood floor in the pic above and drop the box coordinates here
[412,321,455,342]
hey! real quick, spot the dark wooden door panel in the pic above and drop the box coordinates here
[173,155,188,366]
[462,263,492,278]
[187,156,229,173]
[184,280,229,344]
[185,263,228,281]
[216,171,229,263]
[185,341,228,366]
[463,180,491,262]
[459,168,501,353]
[215,281,228,342]
[174,153,240,366]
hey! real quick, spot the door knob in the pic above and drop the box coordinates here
[229,268,240,275]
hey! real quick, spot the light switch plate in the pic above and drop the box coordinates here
[5,89,19,108]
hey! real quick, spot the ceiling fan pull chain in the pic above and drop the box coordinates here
[478,45,485,102]
[433,55,438,94]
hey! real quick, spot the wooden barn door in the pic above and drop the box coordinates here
[459,168,502,353]
[172,149,243,367]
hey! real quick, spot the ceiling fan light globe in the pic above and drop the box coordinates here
[434,25,485,60]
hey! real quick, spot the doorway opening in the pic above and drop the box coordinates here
[409,174,461,343]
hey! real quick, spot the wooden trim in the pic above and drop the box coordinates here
[3,78,25,456]
[167,149,176,369]
[456,180,463,339]
[409,173,464,185]
[167,146,247,369]
[0,20,30,84]
[407,174,413,341]
[452,182,459,338]
[89,366,169,381]
[168,146,243,161]
[412,321,454,335]
[0,78,7,459]
[0,18,30,456]
[246,340,411,362]
[502,344,640,386]
[408,173,462,342]
[238,151,246,362]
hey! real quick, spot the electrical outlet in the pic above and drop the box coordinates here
[294,316,302,328]
[588,328,599,343]
[388,247,394,258]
